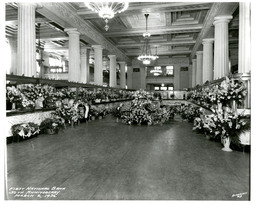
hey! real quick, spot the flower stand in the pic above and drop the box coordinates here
[12,102,16,110]
[222,137,232,152]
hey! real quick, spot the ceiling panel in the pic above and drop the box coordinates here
[5,2,239,61]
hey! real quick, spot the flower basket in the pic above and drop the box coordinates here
[11,122,40,142]
[40,116,65,134]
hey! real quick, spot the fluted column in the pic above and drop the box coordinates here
[192,59,197,87]
[127,65,133,89]
[202,38,214,83]
[80,46,89,83]
[188,64,192,88]
[92,45,103,85]
[8,38,17,75]
[65,28,80,82]
[239,2,251,73]
[17,3,36,76]
[213,16,232,79]
[196,51,203,85]
[108,55,117,87]
[119,61,126,89]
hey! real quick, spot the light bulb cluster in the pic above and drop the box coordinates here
[85,2,129,31]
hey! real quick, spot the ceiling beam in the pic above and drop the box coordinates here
[126,50,191,56]
[77,3,212,19]
[104,25,203,37]
[37,2,131,63]
[117,40,196,48]
[5,17,51,25]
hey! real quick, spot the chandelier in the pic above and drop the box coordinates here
[150,66,162,76]
[137,14,158,65]
[36,23,44,66]
[85,2,129,31]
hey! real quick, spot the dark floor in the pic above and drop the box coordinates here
[6,115,250,200]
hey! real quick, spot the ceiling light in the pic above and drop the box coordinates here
[138,14,158,65]
[85,2,129,31]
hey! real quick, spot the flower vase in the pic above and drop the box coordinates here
[232,100,238,116]
[12,102,16,110]
[71,120,74,127]
[222,137,232,152]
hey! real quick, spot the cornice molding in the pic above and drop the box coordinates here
[190,3,222,60]
[190,2,238,60]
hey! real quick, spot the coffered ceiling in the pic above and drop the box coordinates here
[5,2,239,63]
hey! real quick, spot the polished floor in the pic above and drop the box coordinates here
[6,115,250,200]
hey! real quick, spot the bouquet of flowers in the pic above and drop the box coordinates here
[11,122,40,139]
[40,115,65,133]
[193,109,250,144]
[132,89,149,99]
[6,86,22,103]
[217,77,247,106]
[178,104,203,123]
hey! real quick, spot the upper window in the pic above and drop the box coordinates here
[166,66,174,76]
[147,65,174,77]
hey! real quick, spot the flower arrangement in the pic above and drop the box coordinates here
[193,109,250,146]
[40,115,65,133]
[178,104,203,123]
[117,96,173,126]
[55,104,79,124]
[218,77,247,106]
[11,122,40,140]
[132,89,149,99]
[188,76,247,110]
[6,86,22,104]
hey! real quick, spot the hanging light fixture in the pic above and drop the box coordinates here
[137,14,158,65]
[85,2,129,31]
[36,23,44,65]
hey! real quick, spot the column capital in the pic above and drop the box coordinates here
[196,51,203,55]
[19,2,37,7]
[118,61,126,65]
[108,55,116,59]
[213,16,233,25]
[202,38,214,45]
[92,45,103,50]
[64,28,80,36]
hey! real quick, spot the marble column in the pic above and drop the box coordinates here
[213,16,232,79]
[127,65,133,89]
[196,51,203,85]
[92,45,103,85]
[119,61,126,89]
[192,59,197,87]
[80,46,89,83]
[239,2,251,73]
[188,64,192,88]
[65,28,80,82]
[8,38,17,75]
[202,38,214,83]
[108,55,117,87]
[17,3,36,77]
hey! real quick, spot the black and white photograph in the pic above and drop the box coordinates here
[2,0,255,203]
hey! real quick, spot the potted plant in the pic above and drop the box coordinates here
[11,122,40,142]
[40,116,65,134]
